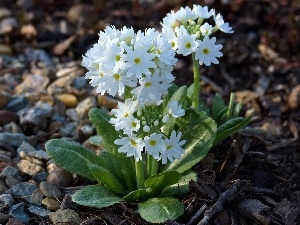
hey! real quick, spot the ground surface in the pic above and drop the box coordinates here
[0,0,299,224]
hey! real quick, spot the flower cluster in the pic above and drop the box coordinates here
[82,26,186,164]
[82,26,177,104]
[161,5,233,66]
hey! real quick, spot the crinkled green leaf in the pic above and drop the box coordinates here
[123,189,147,202]
[45,139,103,180]
[144,171,180,196]
[162,109,217,173]
[89,108,121,154]
[88,164,126,195]
[138,197,184,224]
[160,170,197,197]
[72,185,122,208]
[213,116,251,146]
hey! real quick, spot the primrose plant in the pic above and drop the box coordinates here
[46,5,250,224]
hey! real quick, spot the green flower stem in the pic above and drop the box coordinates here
[192,52,200,110]
[226,92,236,120]
[135,160,145,189]
[147,155,158,177]
[146,154,152,178]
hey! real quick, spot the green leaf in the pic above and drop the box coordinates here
[162,109,217,173]
[212,93,226,121]
[138,197,184,224]
[160,170,197,197]
[89,108,121,154]
[144,171,180,196]
[213,116,251,146]
[123,189,147,202]
[163,83,179,109]
[72,185,122,208]
[45,139,103,181]
[88,164,126,195]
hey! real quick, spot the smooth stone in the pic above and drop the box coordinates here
[5,182,37,201]
[0,193,14,210]
[42,198,60,211]
[47,167,73,187]
[8,202,30,223]
[4,96,28,112]
[57,93,78,108]
[24,48,52,66]
[0,212,9,223]
[28,150,50,160]
[32,171,48,182]
[72,77,87,89]
[17,159,44,175]
[49,208,81,225]
[14,74,49,95]
[60,194,77,210]
[0,133,26,147]
[17,141,36,157]
[59,122,78,137]
[28,205,50,217]
[29,189,43,205]
[39,181,62,199]
[0,179,8,192]
[75,96,96,119]
[0,150,11,162]
[79,124,95,139]
[0,110,19,126]
[0,166,21,179]
[5,176,20,188]
[65,108,79,121]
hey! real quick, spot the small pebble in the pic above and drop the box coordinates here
[6,218,25,225]
[29,189,44,205]
[59,122,78,137]
[14,74,49,95]
[0,150,12,162]
[5,176,20,188]
[0,179,9,192]
[0,193,14,210]
[57,93,78,108]
[28,204,50,217]
[0,166,21,179]
[17,141,36,158]
[60,194,78,210]
[49,208,81,225]
[65,108,80,121]
[39,181,62,199]
[0,110,19,126]
[67,3,98,26]
[75,96,96,119]
[0,133,26,147]
[0,212,9,223]
[288,84,300,110]
[42,197,60,211]
[47,167,74,187]
[17,159,44,175]
[28,150,50,161]
[32,171,48,182]
[8,202,31,223]
[4,95,28,112]
[6,182,37,202]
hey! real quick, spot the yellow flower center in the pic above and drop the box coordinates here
[167,145,172,150]
[132,121,137,127]
[185,42,191,48]
[203,48,209,55]
[145,82,152,87]
[130,139,137,147]
[99,72,104,77]
[113,73,121,80]
[150,140,156,146]
[134,57,141,64]
[115,55,121,61]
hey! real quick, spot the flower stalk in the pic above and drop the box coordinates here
[192,52,200,110]
[135,160,145,189]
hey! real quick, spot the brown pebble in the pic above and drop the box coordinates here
[288,85,300,110]
[0,92,9,109]
[0,110,19,126]
[47,167,74,187]
[42,198,61,211]
[57,94,78,108]
[67,4,98,26]
[6,218,24,225]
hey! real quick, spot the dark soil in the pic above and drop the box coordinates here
[0,0,299,224]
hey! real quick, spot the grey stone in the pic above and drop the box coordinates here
[0,133,26,147]
[0,193,14,210]
[75,96,96,119]
[4,95,28,112]
[0,179,8,192]
[42,198,60,211]
[29,189,43,205]
[39,181,62,199]
[6,182,37,201]
[17,141,36,158]
[8,202,30,223]
[28,150,50,160]
[5,176,20,188]
[17,159,44,175]
[0,166,21,179]
[65,108,79,121]
[59,122,77,137]
[49,208,81,225]
[32,171,48,182]
[72,77,87,89]
[0,212,9,223]
[0,150,11,162]
[28,205,50,217]
[47,167,73,187]
[60,194,77,210]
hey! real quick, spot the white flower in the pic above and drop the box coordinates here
[161,10,178,28]
[131,72,170,104]
[161,131,186,164]
[168,100,185,118]
[152,35,177,66]
[144,133,166,159]
[213,13,234,33]
[114,136,145,161]
[110,99,137,131]
[99,41,125,72]
[162,114,169,123]
[123,117,141,135]
[192,5,214,19]
[176,31,199,56]
[200,22,213,36]
[123,42,156,78]
[162,27,178,50]
[195,36,223,66]
[175,6,197,22]
[120,27,135,44]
